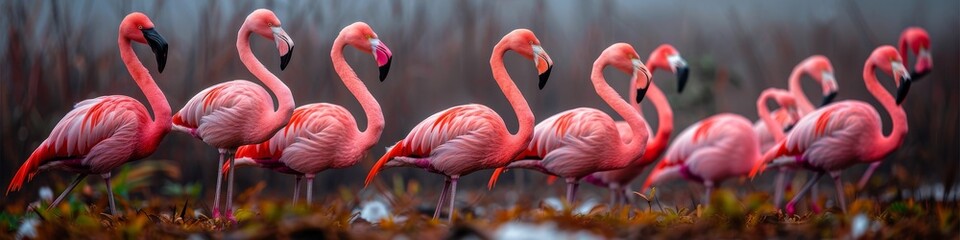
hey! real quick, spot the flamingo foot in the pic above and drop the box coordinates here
[225,209,237,224]
[810,202,823,214]
[212,207,221,219]
[785,203,797,215]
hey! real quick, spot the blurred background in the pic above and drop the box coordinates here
[1,0,957,205]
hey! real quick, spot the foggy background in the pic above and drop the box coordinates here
[1,0,957,203]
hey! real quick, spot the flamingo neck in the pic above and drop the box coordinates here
[863,62,908,161]
[237,27,295,131]
[787,66,816,115]
[757,90,786,142]
[331,37,384,150]
[490,43,535,155]
[637,54,673,165]
[898,36,911,69]
[592,58,647,160]
[118,37,170,155]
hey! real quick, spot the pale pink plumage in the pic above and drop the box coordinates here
[173,9,296,220]
[750,46,912,214]
[7,12,170,216]
[489,43,652,203]
[365,29,554,222]
[229,22,392,205]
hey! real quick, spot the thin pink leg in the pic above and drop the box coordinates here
[306,174,315,205]
[224,149,237,222]
[565,178,579,204]
[50,174,87,210]
[773,168,790,208]
[102,173,117,215]
[447,175,459,223]
[292,175,302,206]
[831,172,847,214]
[786,171,823,215]
[857,161,882,189]
[213,149,226,219]
[433,179,450,219]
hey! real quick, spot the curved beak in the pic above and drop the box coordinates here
[370,39,393,82]
[272,26,295,70]
[668,54,689,93]
[896,75,912,105]
[533,45,553,89]
[911,48,932,80]
[633,59,652,103]
[819,71,839,107]
[820,91,837,107]
[141,28,168,73]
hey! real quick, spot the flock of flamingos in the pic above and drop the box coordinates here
[6,9,933,224]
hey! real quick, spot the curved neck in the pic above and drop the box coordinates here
[491,43,535,151]
[787,67,816,115]
[757,91,786,141]
[331,37,384,149]
[638,55,673,164]
[592,58,647,158]
[237,27,295,128]
[863,62,908,160]
[118,36,170,147]
[898,37,911,68]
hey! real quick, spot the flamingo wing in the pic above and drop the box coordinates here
[8,96,148,193]
[524,108,621,176]
[172,80,272,146]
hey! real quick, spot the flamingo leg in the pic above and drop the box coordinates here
[224,149,237,221]
[102,173,117,215]
[447,175,459,223]
[786,171,823,215]
[213,149,226,219]
[703,181,715,207]
[857,161,882,189]
[306,174,315,205]
[433,178,451,219]
[292,175,302,206]
[50,174,87,210]
[565,178,579,204]
[609,186,618,208]
[809,179,822,213]
[773,168,790,208]
[831,171,847,213]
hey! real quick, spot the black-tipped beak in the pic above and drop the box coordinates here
[909,69,929,81]
[538,65,552,90]
[636,87,649,103]
[783,124,795,132]
[379,57,392,82]
[141,28,168,73]
[820,91,837,107]
[676,66,689,93]
[280,46,293,71]
[896,76,912,105]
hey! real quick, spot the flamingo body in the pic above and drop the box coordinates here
[173,80,286,147]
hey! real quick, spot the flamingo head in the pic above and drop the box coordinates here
[602,43,651,103]
[246,9,295,71]
[121,12,168,73]
[870,46,912,105]
[339,22,393,82]
[771,90,801,124]
[801,55,838,107]
[652,44,689,93]
[899,27,932,80]
[501,29,554,89]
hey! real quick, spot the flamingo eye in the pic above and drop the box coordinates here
[138,25,143,30]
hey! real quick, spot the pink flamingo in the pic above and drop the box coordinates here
[760,56,838,209]
[750,46,913,214]
[488,43,653,204]
[226,22,392,205]
[857,27,932,188]
[364,29,553,222]
[6,12,170,215]
[639,90,795,205]
[172,9,295,220]
[581,44,689,206]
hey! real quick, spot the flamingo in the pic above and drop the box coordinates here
[639,89,797,205]
[488,43,653,204]
[6,12,170,215]
[580,44,689,207]
[857,27,932,188]
[750,46,913,214]
[760,56,838,209]
[225,22,392,205]
[363,29,553,223]
[172,9,295,220]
